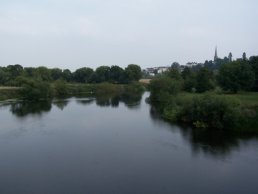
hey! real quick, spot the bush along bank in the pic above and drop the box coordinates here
[1,78,145,102]
[149,92,258,132]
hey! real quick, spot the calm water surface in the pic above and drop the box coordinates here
[0,93,258,194]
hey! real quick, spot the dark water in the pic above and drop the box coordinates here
[0,93,258,194]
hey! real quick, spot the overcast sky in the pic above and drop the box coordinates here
[0,0,258,70]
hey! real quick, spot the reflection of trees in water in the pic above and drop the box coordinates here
[76,98,95,106]
[53,99,69,110]
[95,93,142,109]
[10,101,52,117]
[120,93,142,109]
[149,106,258,158]
[110,96,120,107]
[0,102,12,110]
[188,129,240,158]
[96,96,112,107]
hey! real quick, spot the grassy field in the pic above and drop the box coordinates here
[0,86,21,90]
[227,92,258,108]
[0,87,21,101]
[178,91,258,108]
[139,79,151,84]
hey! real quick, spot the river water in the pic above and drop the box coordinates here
[0,92,258,194]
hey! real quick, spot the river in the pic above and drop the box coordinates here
[0,92,258,194]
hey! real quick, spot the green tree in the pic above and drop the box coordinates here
[149,76,182,102]
[24,67,36,77]
[35,66,52,82]
[171,62,180,70]
[218,61,255,93]
[110,65,125,83]
[73,67,94,83]
[182,67,197,92]
[94,66,110,83]
[62,69,72,82]
[166,68,182,80]
[51,68,63,81]
[7,64,23,79]
[20,78,53,101]
[196,68,215,93]
[53,80,68,97]
[0,68,8,85]
[125,64,142,82]
[249,56,258,91]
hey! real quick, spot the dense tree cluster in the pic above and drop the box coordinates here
[0,64,142,86]
[149,55,258,130]
[165,55,258,94]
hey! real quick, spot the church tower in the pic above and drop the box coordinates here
[228,52,232,62]
[214,46,218,61]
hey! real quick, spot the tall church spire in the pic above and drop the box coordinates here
[214,46,218,61]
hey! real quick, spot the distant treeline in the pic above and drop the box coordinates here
[0,64,142,86]
[149,55,258,131]
[165,55,258,94]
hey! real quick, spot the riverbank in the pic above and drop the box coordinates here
[149,91,258,133]
[0,87,21,101]
[0,82,145,102]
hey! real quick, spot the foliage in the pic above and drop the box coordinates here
[218,61,255,93]
[149,76,182,102]
[94,66,111,83]
[0,87,21,101]
[124,82,145,94]
[166,68,182,80]
[110,65,126,84]
[73,67,94,83]
[249,56,258,91]
[125,64,142,82]
[181,67,197,92]
[19,78,53,101]
[93,83,124,95]
[53,80,69,97]
[34,66,52,81]
[151,92,243,130]
[196,68,215,93]
[51,68,63,81]
[62,69,72,82]
[180,95,241,129]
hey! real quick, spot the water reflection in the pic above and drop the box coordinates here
[4,92,258,159]
[189,128,258,158]
[95,94,142,108]
[76,98,95,106]
[8,92,142,118]
[10,101,52,117]
[1,92,258,194]
[53,99,70,110]
[149,106,258,158]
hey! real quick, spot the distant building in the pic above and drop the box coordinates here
[143,66,170,76]
[214,46,218,62]
[143,68,156,76]
[157,67,169,74]
[228,52,232,62]
[179,65,187,72]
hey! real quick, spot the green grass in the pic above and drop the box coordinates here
[0,87,21,101]
[226,92,258,108]
[178,91,258,108]
[0,86,21,90]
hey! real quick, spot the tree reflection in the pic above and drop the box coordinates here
[149,105,258,158]
[53,99,69,110]
[10,101,52,118]
[95,93,142,109]
[76,98,95,106]
[96,96,111,107]
[111,96,120,107]
[120,93,142,109]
